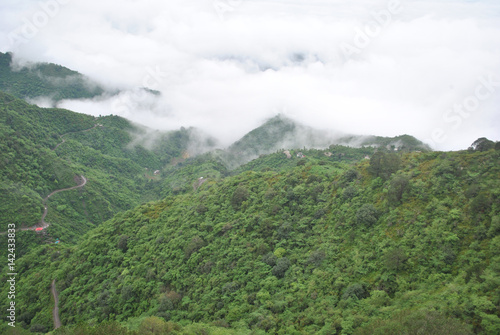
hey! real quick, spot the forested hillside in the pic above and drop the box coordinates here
[0,62,498,334]
[0,52,106,101]
[223,115,431,169]
[2,145,498,334]
[0,92,216,247]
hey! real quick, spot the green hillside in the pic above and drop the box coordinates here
[0,92,217,247]
[222,115,431,169]
[0,59,498,335]
[2,146,499,334]
[0,52,106,101]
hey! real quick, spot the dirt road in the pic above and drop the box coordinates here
[40,175,87,228]
[51,279,62,329]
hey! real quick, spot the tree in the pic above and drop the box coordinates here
[353,310,473,335]
[385,247,407,271]
[470,137,494,152]
[343,185,357,200]
[356,204,378,226]
[369,152,401,180]
[342,283,367,300]
[470,192,491,215]
[117,235,129,252]
[272,257,291,278]
[388,175,410,204]
[231,186,249,209]
[138,316,170,335]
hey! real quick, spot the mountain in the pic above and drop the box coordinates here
[2,145,499,334]
[0,92,220,247]
[222,115,431,168]
[0,52,107,102]
[0,57,499,335]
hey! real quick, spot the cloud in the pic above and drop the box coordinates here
[1,0,499,150]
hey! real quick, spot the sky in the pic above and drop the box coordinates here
[0,0,499,150]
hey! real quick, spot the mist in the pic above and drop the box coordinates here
[1,0,499,150]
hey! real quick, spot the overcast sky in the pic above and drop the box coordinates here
[1,0,499,150]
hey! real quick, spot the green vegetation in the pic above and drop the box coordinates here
[2,145,498,334]
[0,52,106,101]
[0,65,498,333]
[222,115,430,169]
[0,92,216,248]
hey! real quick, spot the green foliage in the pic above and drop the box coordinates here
[342,283,368,300]
[117,235,129,252]
[356,204,378,226]
[231,186,249,210]
[385,247,407,272]
[388,174,410,204]
[1,82,499,334]
[470,137,495,152]
[0,92,211,244]
[354,310,473,335]
[5,148,498,334]
[0,52,106,101]
[369,152,401,180]
[271,257,291,278]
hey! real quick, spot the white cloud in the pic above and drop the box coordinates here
[1,0,499,150]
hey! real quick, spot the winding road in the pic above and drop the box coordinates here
[0,175,87,234]
[1,123,98,234]
[1,124,99,329]
[52,124,99,151]
[39,175,87,229]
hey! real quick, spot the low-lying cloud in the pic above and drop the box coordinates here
[1,0,499,150]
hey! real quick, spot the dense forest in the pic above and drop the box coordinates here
[0,66,499,334]
[1,120,499,333]
[0,91,220,249]
[0,52,106,101]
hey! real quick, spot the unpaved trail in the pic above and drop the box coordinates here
[0,123,98,234]
[52,124,99,151]
[40,175,87,228]
[51,279,62,329]
[0,175,88,234]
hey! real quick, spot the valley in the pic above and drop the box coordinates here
[0,56,498,335]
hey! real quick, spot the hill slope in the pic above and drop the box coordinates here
[222,115,431,168]
[3,148,499,334]
[0,92,219,246]
[0,52,106,102]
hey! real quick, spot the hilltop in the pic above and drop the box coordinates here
[222,114,430,168]
[0,52,107,102]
